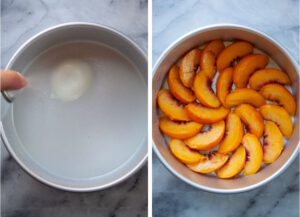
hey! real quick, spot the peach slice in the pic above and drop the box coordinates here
[168,65,196,104]
[184,120,225,150]
[157,89,190,121]
[249,68,291,90]
[233,54,269,88]
[170,139,205,164]
[193,72,221,108]
[263,121,284,164]
[216,41,253,72]
[203,39,225,57]
[200,51,217,80]
[218,112,244,154]
[159,116,203,139]
[186,152,229,173]
[242,133,263,176]
[216,145,246,178]
[216,67,233,106]
[260,84,296,115]
[179,48,202,87]
[186,102,230,124]
[260,104,293,139]
[234,104,264,138]
[225,88,266,108]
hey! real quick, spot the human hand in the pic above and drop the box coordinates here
[1,70,27,91]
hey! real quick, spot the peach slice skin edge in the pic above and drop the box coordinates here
[157,89,190,121]
[234,104,264,138]
[179,48,202,88]
[193,72,221,108]
[186,152,229,173]
[242,133,263,176]
[260,83,296,116]
[249,68,291,90]
[159,116,203,139]
[170,139,205,164]
[184,120,225,151]
[216,41,253,72]
[168,65,196,104]
[233,54,269,88]
[260,104,293,139]
[216,145,246,178]
[216,67,233,106]
[218,112,244,154]
[263,121,284,164]
[186,102,230,124]
[225,88,266,108]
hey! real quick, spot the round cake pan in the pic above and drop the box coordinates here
[152,24,299,193]
[1,22,148,192]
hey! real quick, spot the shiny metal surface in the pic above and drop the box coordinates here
[152,24,299,193]
[1,22,148,192]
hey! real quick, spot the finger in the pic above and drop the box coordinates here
[1,70,27,91]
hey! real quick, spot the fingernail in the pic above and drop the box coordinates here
[16,71,27,87]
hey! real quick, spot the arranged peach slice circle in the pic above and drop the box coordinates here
[170,139,205,164]
[234,104,264,138]
[200,51,217,80]
[233,54,269,88]
[260,104,293,139]
[186,152,229,173]
[168,65,196,104]
[186,102,230,124]
[225,88,266,108]
[203,39,225,57]
[193,72,220,108]
[216,41,253,72]
[179,48,202,87]
[184,120,225,151]
[263,121,284,164]
[159,116,203,139]
[242,133,263,176]
[249,68,291,90]
[216,145,246,178]
[157,89,190,121]
[218,112,244,154]
[260,83,296,115]
[216,67,233,106]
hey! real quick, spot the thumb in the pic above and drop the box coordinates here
[1,70,27,91]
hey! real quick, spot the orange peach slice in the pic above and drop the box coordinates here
[216,41,253,72]
[216,145,246,178]
[170,139,205,164]
[260,84,296,115]
[216,67,233,106]
[184,120,225,150]
[186,152,229,173]
[179,48,202,87]
[263,121,284,164]
[249,68,291,90]
[225,88,266,108]
[234,104,264,138]
[218,112,244,154]
[233,54,269,88]
[193,72,221,108]
[260,104,293,139]
[157,89,190,121]
[203,39,225,57]
[200,51,217,79]
[186,102,230,124]
[168,65,196,104]
[159,116,203,139]
[242,133,263,176]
